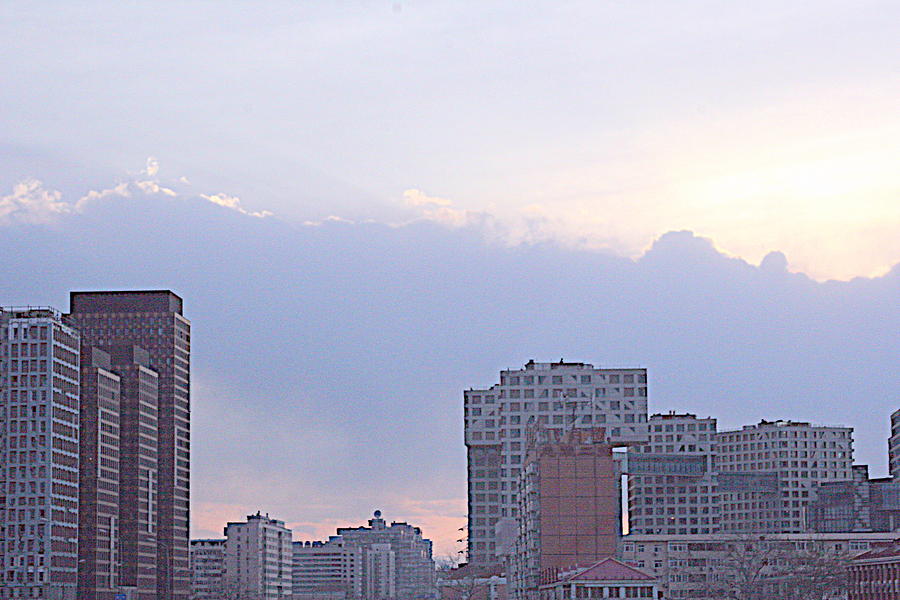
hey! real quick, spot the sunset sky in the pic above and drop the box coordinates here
[2,1,898,555]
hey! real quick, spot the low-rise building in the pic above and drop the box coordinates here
[538,558,661,600]
[438,564,507,600]
[621,532,895,600]
[849,540,900,600]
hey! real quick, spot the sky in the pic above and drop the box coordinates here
[1,1,898,556]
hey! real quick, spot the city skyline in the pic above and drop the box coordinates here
[1,0,898,565]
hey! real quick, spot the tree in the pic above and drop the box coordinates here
[701,536,850,600]
[436,554,501,600]
[777,541,849,600]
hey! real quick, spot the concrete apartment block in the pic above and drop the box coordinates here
[224,513,293,600]
[465,360,649,566]
[627,412,720,536]
[0,307,81,600]
[716,419,854,533]
[189,539,225,600]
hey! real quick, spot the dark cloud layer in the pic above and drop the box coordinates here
[1,192,897,547]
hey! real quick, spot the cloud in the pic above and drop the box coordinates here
[0,178,73,225]
[0,159,274,225]
[201,193,273,218]
[402,189,481,229]
[143,156,160,177]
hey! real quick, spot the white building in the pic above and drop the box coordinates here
[0,307,81,600]
[621,532,895,600]
[224,512,293,599]
[716,419,854,533]
[465,360,649,565]
[628,412,720,535]
[292,536,362,600]
[190,539,225,599]
[296,511,434,600]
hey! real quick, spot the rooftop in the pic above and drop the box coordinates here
[555,558,655,583]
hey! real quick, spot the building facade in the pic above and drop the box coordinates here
[620,532,892,600]
[716,419,854,533]
[293,537,363,600]
[514,428,618,600]
[223,513,293,600]
[297,511,434,600]
[107,345,159,600]
[889,410,900,481]
[807,465,900,533]
[537,558,660,600]
[465,360,648,565]
[189,538,225,600]
[70,290,191,599]
[77,347,122,600]
[627,412,719,536]
[0,307,81,600]
[336,512,435,600]
[849,540,900,600]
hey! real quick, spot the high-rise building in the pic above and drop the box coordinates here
[716,419,854,533]
[889,409,900,480]
[336,512,435,600]
[465,360,649,565]
[513,427,619,600]
[69,290,191,599]
[296,511,435,600]
[0,307,81,600]
[223,513,293,600]
[107,345,159,599]
[627,412,719,535]
[77,347,122,599]
[189,538,225,600]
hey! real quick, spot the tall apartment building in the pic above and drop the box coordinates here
[107,345,159,600]
[716,419,854,533]
[627,412,719,535]
[620,532,894,600]
[223,513,293,600]
[889,409,900,480]
[293,537,363,600]
[337,511,435,600]
[77,347,122,599]
[513,427,619,600]
[189,538,225,600]
[465,360,649,565]
[0,307,81,600]
[70,290,191,599]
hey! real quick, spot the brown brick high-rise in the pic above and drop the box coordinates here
[70,291,191,600]
[107,345,159,600]
[514,427,619,600]
[77,347,122,600]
